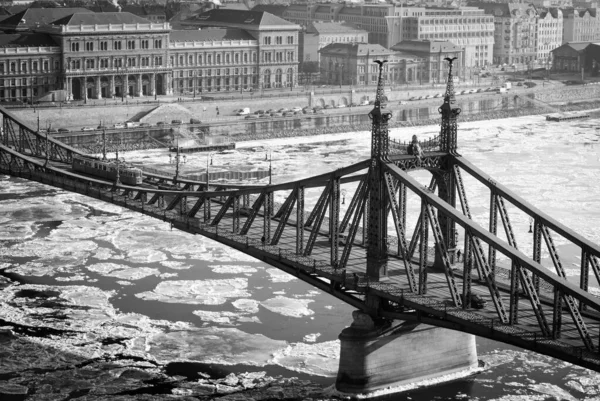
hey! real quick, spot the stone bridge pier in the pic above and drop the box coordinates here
[335,310,478,396]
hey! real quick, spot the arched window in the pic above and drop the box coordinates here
[235,54,239,64]
[253,53,257,62]
[286,68,293,86]
[244,53,248,63]
[188,55,193,64]
[275,69,282,87]
[217,54,221,64]
[263,69,271,88]
[226,54,230,63]
[179,56,183,65]
[208,54,212,64]
[198,55,203,65]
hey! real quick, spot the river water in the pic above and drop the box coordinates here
[1,114,600,400]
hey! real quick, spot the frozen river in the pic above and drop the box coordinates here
[1,114,600,400]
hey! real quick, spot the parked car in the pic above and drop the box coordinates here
[336,104,346,108]
[324,104,333,109]
[81,126,95,131]
[313,106,323,111]
[398,101,407,105]
[283,112,294,117]
[259,113,271,118]
[291,106,302,112]
[433,93,442,98]
[360,100,370,105]
[58,128,70,133]
[113,123,126,129]
[409,97,418,101]
[254,110,265,115]
[190,118,201,124]
[97,125,106,130]
[139,122,151,127]
[237,108,251,116]
[303,109,314,114]
[48,128,58,134]
[156,121,165,126]
[314,109,324,114]
[171,119,182,125]
[245,114,258,119]
[270,112,283,117]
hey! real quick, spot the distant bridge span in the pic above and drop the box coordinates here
[2,62,600,377]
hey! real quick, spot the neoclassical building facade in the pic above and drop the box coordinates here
[41,12,171,100]
[0,9,299,102]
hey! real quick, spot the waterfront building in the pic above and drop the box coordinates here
[561,8,600,42]
[537,8,563,66]
[318,42,425,86]
[391,40,464,83]
[0,32,62,103]
[301,21,368,65]
[551,41,591,70]
[274,3,493,67]
[180,9,301,89]
[39,12,171,100]
[170,29,258,94]
[470,3,538,65]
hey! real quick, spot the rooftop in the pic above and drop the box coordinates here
[170,28,255,42]
[51,12,153,26]
[0,7,92,31]
[307,21,366,34]
[183,9,299,30]
[0,32,59,47]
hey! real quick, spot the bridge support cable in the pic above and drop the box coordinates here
[306,182,330,228]
[239,192,265,236]
[462,235,473,310]
[453,165,483,280]
[418,199,429,295]
[385,172,417,293]
[271,188,297,246]
[304,182,332,257]
[425,202,461,306]
[408,177,437,260]
[264,191,273,243]
[339,177,369,271]
[187,197,206,218]
[497,195,551,334]
[232,195,240,233]
[467,229,508,323]
[211,195,235,226]
[532,218,542,294]
[340,175,367,234]
[296,186,305,255]
[273,189,296,219]
[489,192,499,277]
[540,225,594,349]
[330,177,341,268]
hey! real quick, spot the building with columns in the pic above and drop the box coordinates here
[180,9,301,90]
[39,12,171,101]
[169,29,259,94]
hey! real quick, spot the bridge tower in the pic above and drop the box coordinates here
[433,58,461,269]
[366,60,392,280]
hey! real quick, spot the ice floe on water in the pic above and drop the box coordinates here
[87,262,162,280]
[232,298,260,314]
[271,340,339,377]
[160,260,192,270]
[136,278,251,305]
[266,268,295,283]
[210,264,259,274]
[260,296,314,318]
[303,333,321,343]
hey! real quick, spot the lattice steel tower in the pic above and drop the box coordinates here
[366,60,392,279]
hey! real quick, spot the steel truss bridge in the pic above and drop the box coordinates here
[2,60,600,373]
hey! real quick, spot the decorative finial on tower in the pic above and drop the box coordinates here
[438,57,461,154]
[369,60,392,160]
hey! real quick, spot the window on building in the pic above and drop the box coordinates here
[141,40,149,49]
[188,55,193,64]
[226,54,230,63]
[287,36,293,44]
[217,54,221,64]
[43,61,49,71]
[263,37,271,45]
[208,54,212,64]
[155,56,162,66]
[128,58,136,67]
[0,64,4,74]
[114,41,122,50]
[253,53,257,62]
[100,41,108,51]
[10,63,15,73]
[71,42,80,52]
[127,40,135,50]
[21,63,26,73]
[244,53,248,63]
[86,42,93,51]
[235,54,239,64]
[154,39,162,48]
